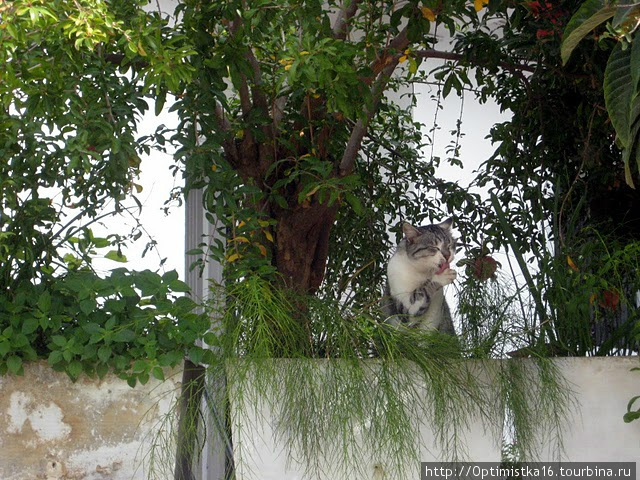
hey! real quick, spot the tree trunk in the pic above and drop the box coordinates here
[274,201,338,293]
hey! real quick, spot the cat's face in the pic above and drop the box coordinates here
[401,219,456,274]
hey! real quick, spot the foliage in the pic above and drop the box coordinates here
[441,0,640,358]
[624,372,640,423]
[560,0,640,187]
[0,265,213,385]
[0,0,206,382]
[541,231,640,356]
[170,0,485,295]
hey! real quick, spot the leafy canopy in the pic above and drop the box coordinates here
[0,0,208,383]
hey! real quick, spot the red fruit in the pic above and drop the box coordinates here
[473,256,498,281]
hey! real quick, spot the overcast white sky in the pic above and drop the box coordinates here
[90,103,185,277]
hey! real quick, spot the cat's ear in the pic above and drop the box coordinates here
[402,222,421,243]
[438,218,453,230]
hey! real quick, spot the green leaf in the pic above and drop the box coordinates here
[22,317,39,335]
[159,350,183,367]
[0,341,10,357]
[63,350,73,363]
[408,57,418,75]
[79,298,97,315]
[6,356,23,375]
[105,250,128,263]
[37,291,52,313]
[113,329,136,342]
[631,36,640,93]
[203,331,219,347]
[174,296,196,312]
[105,316,117,331]
[201,349,216,365]
[188,346,205,365]
[67,360,83,380]
[92,237,111,248]
[623,411,640,423]
[151,366,165,381]
[155,90,167,116]
[604,43,633,147]
[626,394,640,410]
[51,335,67,348]
[135,270,163,296]
[83,323,102,335]
[168,279,191,293]
[162,270,179,283]
[11,333,29,348]
[97,345,112,363]
[604,41,640,187]
[612,2,640,28]
[344,192,365,216]
[561,0,616,65]
[137,372,149,385]
[96,363,109,379]
[48,350,63,365]
[132,359,148,373]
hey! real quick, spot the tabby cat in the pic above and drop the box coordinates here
[384,219,457,333]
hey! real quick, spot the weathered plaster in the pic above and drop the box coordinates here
[0,362,181,480]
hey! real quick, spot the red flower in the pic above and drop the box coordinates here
[473,256,499,281]
[600,289,620,311]
[525,1,568,40]
[536,28,554,40]
[526,1,552,17]
[589,289,621,311]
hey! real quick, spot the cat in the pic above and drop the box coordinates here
[383,219,457,334]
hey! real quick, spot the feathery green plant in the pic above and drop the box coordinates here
[178,276,574,479]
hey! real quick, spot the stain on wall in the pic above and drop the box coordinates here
[0,362,181,480]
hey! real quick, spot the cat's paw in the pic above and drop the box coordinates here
[433,268,456,286]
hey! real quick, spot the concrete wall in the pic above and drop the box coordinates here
[231,358,640,480]
[0,362,181,480]
[537,357,640,462]
[229,360,505,480]
[2,358,639,479]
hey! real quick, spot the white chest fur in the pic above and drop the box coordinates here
[387,251,445,330]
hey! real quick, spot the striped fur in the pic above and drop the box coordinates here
[384,219,457,333]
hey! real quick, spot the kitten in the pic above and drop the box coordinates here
[383,219,457,333]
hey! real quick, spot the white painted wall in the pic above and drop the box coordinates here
[230,361,504,480]
[229,358,640,479]
[535,357,640,463]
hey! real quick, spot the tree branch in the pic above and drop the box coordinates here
[412,48,537,74]
[339,59,399,176]
[332,0,362,40]
[368,27,410,80]
[338,23,411,176]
